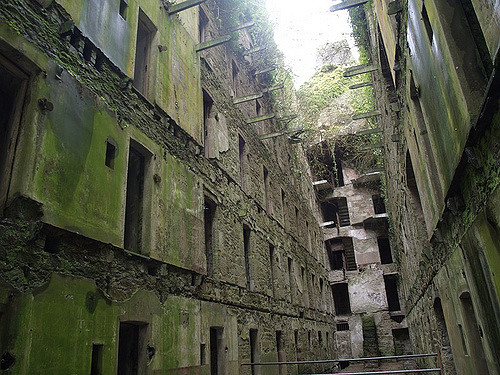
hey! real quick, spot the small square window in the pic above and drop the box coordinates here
[105,140,117,169]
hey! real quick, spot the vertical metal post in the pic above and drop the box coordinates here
[436,345,444,375]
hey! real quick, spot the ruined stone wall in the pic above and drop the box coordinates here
[363,0,500,372]
[0,0,334,373]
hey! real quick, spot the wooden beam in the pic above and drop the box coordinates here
[277,115,298,122]
[262,84,284,93]
[246,114,275,124]
[349,82,373,89]
[233,93,263,105]
[244,46,267,55]
[352,110,382,120]
[355,128,383,135]
[344,64,378,77]
[231,21,255,32]
[254,66,276,75]
[359,143,383,151]
[330,0,368,12]
[260,128,304,140]
[168,0,206,14]
[195,35,231,52]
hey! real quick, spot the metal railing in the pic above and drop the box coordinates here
[240,348,444,375]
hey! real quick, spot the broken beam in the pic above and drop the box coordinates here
[359,143,384,151]
[231,21,255,32]
[344,64,378,77]
[233,93,263,105]
[330,0,368,12]
[254,67,276,75]
[168,0,206,15]
[195,35,231,52]
[352,110,382,120]
[244,46,267,55]
[349,82,373,89]
[355,128,383,135]
[246,114,275,124]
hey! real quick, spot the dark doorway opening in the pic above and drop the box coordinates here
[372,194,386,214]
[90,344,103,375]
[210,327,224,375]
[117,322,147,375]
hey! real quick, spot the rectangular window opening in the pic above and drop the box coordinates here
[90,344,103,375]
[318,331,323,346]
[105,139,116,169]
[200,343,206,365]
[204,195,217,276]
[372,194,386,214]
[281,189,286,219]
[244,224,251,290]
[119,0,128,19]
[294,330,299,355]
[269,243,275,298]
[199,7,209,43]
[256,100,262,116]
[287,257,294,303]
[321,197,350,227]
[422,4,433,44]
[263,166,270,214]
[133,10,156,95]
[118,322,147,375]
[0,58,27,214]
[332,283,351,315]
[124,140,151,253]
[231,60,239,97]
[238,135,246,187]
[334,152,345,187]
[250,329,259,375]
[378,237,393,264]
[203,89,215,158]
[336,322,349,331]
[384,275,401,311]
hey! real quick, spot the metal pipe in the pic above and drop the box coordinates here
[241,353,438,366]
[302,369,442,375]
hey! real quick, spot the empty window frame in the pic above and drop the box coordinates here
[372,194,386,214]
[243,224,251,290]
[199,7,209,43]
[334,152,345,187]
[336,322,349,331]
[294,330,299,356]
[133,10,156,96]
[210,327,224,375]
[263,166,270,214]
[295,206,300,235]
[0,56,28,214]
[203,90,215,158]
[332,283,351,315]
[384,275,401,311]
[306,220,312,252]
[281,188,286,219]
[124,140,151,253]
[204,195,217,276]
[117,322,148,375]
[377,237,393,264]
[406,152,425,222]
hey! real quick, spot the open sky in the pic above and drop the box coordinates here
[264,0,356,88]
